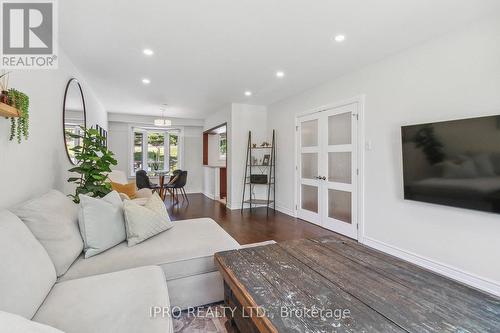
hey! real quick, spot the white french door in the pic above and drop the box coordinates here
[297,102,359,239]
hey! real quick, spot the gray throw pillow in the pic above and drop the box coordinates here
[78,191,126,258]
[123,193,173,246]
[12,190,83,276]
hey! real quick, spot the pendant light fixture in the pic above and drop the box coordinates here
[154,105,171,127]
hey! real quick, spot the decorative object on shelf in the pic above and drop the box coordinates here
[67,126,118,203]
[0,71,10,104]
[63,78,87,164]
[260,141,271,147]
[0,72,30,143]
[242,130,276,214]
[250,174,268,184]
[262,154,270,166]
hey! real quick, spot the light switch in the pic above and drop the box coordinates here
[365,140,372,151]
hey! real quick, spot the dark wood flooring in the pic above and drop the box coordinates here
[166,193,334,245]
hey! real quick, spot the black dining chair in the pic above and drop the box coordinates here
[165,171,188,204]
[135,170,160,192]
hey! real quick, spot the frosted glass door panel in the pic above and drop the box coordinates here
[328,189,352,224]
[328,152,351,184]
[301,120,318,147]
[328,112,351,145]
[301,185,318,213]
[302,153,318,179]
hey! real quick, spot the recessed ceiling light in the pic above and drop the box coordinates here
[276,71,285,78]
[334,35,346,42]
[244,91,252,97]
[142,78,151,84]
[143,49,154,56]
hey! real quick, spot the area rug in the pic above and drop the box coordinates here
[173,303,228,333]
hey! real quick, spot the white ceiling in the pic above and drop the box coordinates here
[60,0,500,119]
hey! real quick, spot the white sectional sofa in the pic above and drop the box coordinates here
[0,190,240,333]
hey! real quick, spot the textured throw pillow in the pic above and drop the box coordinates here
[111,181,137,199]
[123,193,173,246]
[0,311,65,333]
[12,190,83,277]
[78,191,127,258]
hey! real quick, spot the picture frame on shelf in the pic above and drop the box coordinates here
[262,154,270,166]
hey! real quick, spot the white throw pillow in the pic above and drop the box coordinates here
[123,193,173,246]
[442,159,478,179]
[12,190,83,276]
[0,311,65,333]
[78,191,126,258]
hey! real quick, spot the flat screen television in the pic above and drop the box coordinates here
[401,115,500,213]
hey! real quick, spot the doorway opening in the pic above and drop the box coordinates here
[203,123,228,206]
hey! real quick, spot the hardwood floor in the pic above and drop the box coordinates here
[165,193,334,245]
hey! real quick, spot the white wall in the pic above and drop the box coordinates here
[0,50,107,209]
[268,16,500,292]
[107,118,204,194]
[229,104,268,209]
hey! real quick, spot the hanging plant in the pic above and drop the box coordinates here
[7,88,30,143]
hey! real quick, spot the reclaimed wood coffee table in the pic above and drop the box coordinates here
[215,235,500,333]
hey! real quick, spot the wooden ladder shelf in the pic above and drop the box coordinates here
[0,102,20,117]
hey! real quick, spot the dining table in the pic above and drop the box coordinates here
[148,170,171,200]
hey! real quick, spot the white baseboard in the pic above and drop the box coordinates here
[362,236,500,297]
[275,204,296,218]
[202,192,215,200]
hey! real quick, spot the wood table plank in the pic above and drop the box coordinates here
[242,245,405,332]
[279,239,500,333]
[216,236,500,333]
[311,236,500,327]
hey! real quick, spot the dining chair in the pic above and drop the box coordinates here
[165,171,188,204]
[135,170,160,192]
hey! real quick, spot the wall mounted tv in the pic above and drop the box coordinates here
[401,115,500,213]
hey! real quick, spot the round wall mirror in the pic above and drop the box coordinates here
[63,78,87,165]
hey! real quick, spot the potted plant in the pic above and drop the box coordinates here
[67,126,118,203]
[0,71,30,143]
[0,71,10,104]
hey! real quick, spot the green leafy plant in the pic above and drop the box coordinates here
[7,88,30,143]
[67,127,117,203]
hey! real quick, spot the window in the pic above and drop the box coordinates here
[131,128,182,176]
[219,133,227,160]
[64,124,84,164]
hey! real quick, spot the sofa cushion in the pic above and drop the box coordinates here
[78,191,126,258]
[123,193,174,246]
[11,190,83,276]
[0,311,65,333]
[0,210,56,319]
[60,218,240,282]
[34,266,172,333]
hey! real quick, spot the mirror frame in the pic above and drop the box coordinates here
[63,78,87,165]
